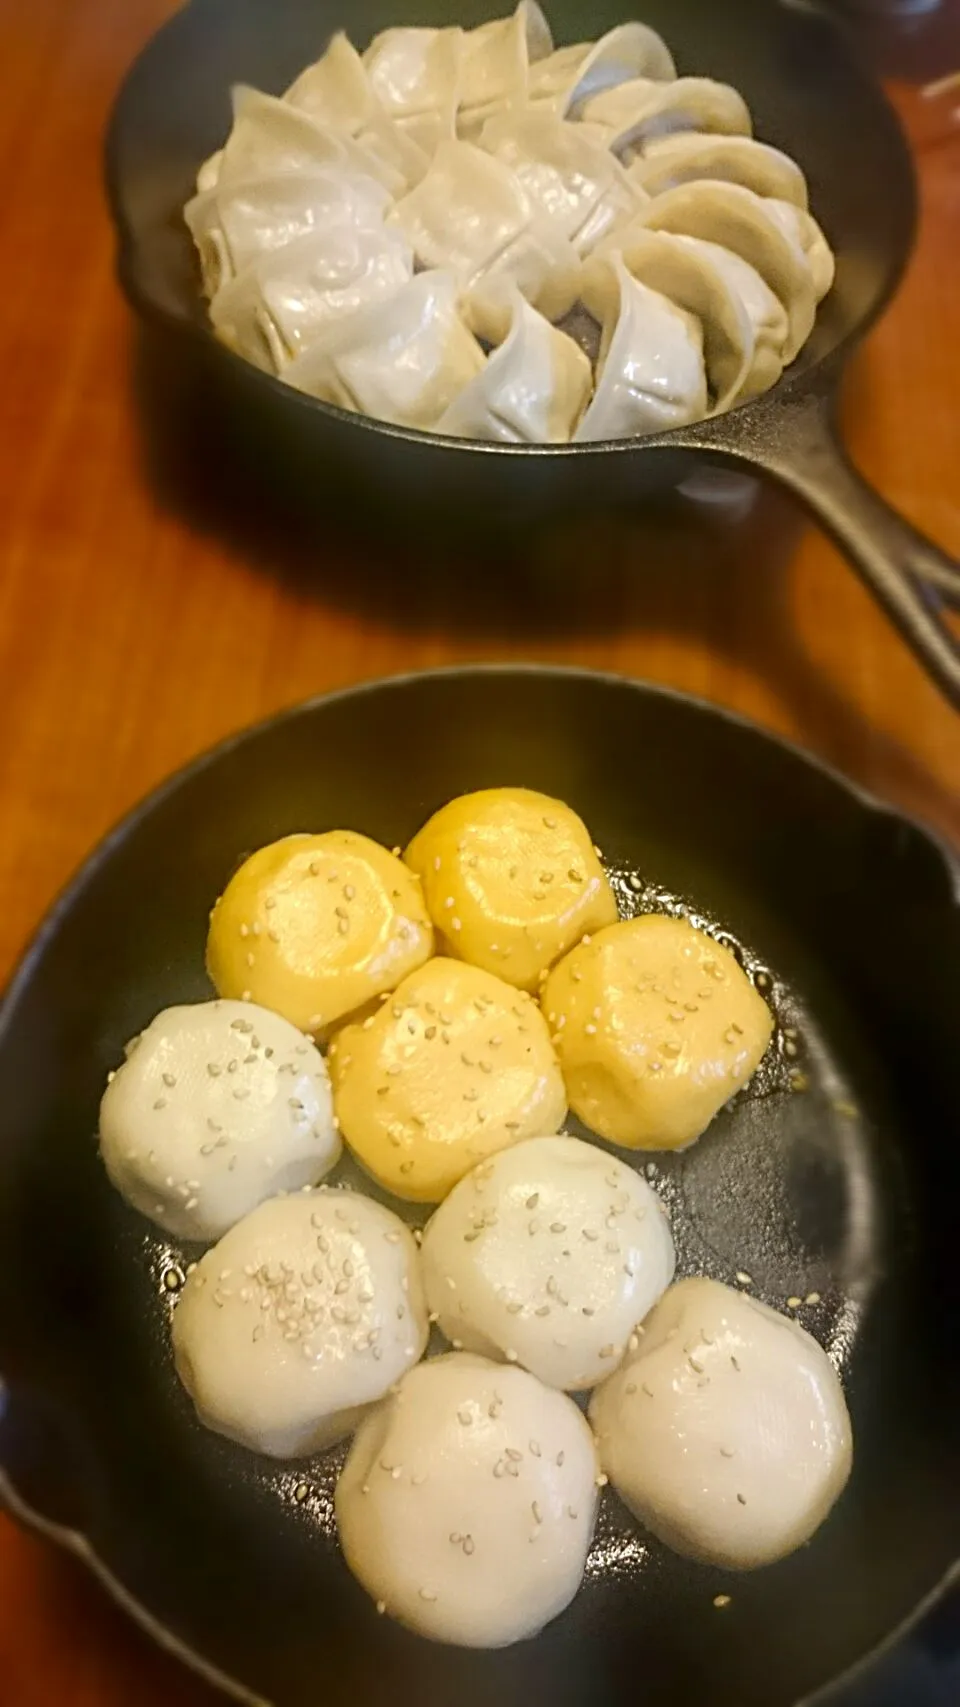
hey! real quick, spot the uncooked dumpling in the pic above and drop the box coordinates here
[99,1000,339,1240]
[209,220,413,371]
[172,1189,428,1457]
[542,914,774,1148]
[665,233,789,399]
[284,269,486,429]
[762,198,835,301]
[640,180,816,362]
[575,255,708,441]
[206,830,433,1035]
[390,139,531,278]
[458,2,554,135]
[329,957,566,1202]
[421,1136,676,1390]
[629,132,808,208]
[185,167,393,300]
[529,23,676,115]
[284,32,377,133]
[479,107,643,254]
[589,1278,853,1568]
[436,286,591,443]
[580,76,751,155]
[362,23,462,153]
[336,1352,599,1646]
[217,87,405,198]
[591,227,754,414]
[404,786,617,990]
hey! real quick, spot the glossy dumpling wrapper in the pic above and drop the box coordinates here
[421,1136,676,1390]
[589,1278,853,1568]
[436,285,591,443]
[529,23,676,116]
[580,76,752,157]
[99,1000,340,1241]
[629,132,808,210]
[336,1353,599,1646]
[362,22,462,153]
[762,198,835,302]
[639,180,817,362]
[457,2,554,136]
[478,109,643,255]
[284,31,377,133]
[669,233,790,398]
[206,830,434,1035]
[185,167,393,299]
[215,86,406,199]
[590,227,754,414]
[390,140,531,279]
[285,270,486,432]
[196,149,223,193]
[209,221,414,372]
[575,255,708,442]
[172,1189,428,1457]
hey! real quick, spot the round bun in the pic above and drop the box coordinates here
[421,1136,675,1388]
[404,788,617,992]
[543,915,773,1149]
[206,831,433,1035]
[330,958,566,1202]
[99,1000,339,1240]
[336,1352,599,1646]
[172,1189,428,1457]
[589,1277,852,1568]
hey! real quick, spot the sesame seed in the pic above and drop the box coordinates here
[786,1296,802,1309]
[714,1594,732,1609]
[805,1291,821,1305]
[735,1271,753,1286]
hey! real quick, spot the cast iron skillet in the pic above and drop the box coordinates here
[105,0,960,703]
[0,666,957,1707]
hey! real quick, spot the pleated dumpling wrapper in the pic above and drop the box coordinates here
[209,219,413,373]
[456,2,554,137]
[206,830,433,1036]
[389,136,582,314]
[629,132,808,209]
[185,166,393,301]
[575,254,708,441]
[579,76,752,157]
[587,228,754,416]
[528,22,676,115]
[542,915,774,1149]
[404,786,617,991]
[478,108,643,256]
[436,286,591,443]
[362,21,463,154]
[284,270,485,431]
[336,1352,599,1646]
[284,30,378,134]
[172,1190,428,1457]
[329,958,566,1203]
[99,1000,339,1241]
[421,1135,676,1391]
[214,86,407,198]
[589,1278,852,1568]
[762,198,835,302]
[639,180,817,362]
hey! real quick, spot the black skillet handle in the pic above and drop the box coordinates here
[677,387,960,708]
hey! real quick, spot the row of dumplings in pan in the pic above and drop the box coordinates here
[98,783,851,1645]
[185,5,835,441]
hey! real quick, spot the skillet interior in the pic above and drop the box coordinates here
[0,667,956,1707]
[105,0,916,516]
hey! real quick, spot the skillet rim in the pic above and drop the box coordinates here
[102,0,918,459]
[0,662,957,1706]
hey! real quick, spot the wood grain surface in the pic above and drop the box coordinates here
[0,1,958,1701]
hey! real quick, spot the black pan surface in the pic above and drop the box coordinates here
[0,667,957,1707]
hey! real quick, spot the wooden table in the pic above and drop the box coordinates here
[1,2,958,1701]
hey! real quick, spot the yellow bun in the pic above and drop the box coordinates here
[330,958,566,1201]
[405,787,617,992]
[542,915,773,1150]
[207,831,433,1035]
